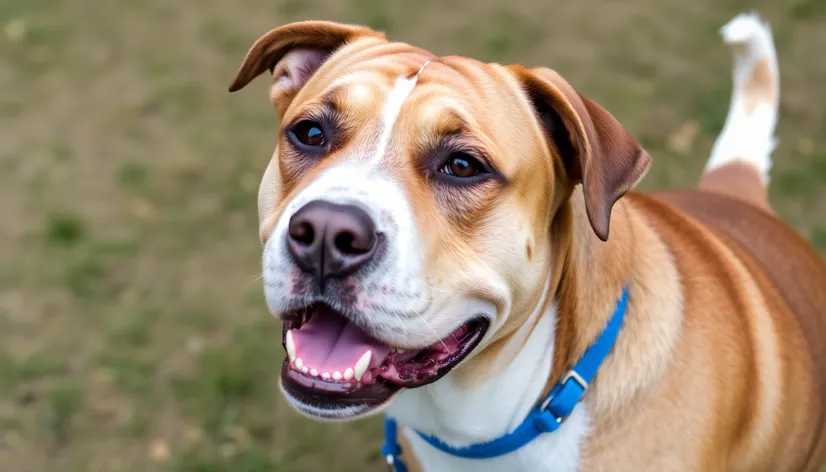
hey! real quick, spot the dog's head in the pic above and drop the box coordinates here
[229,21,650,420]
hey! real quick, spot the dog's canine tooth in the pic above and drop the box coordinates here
[285,330,296,361]
[354,350,372,381]
[343,368,354,381]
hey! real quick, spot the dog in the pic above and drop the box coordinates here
[229,12,826,471]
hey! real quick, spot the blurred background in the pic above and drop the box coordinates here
[1,0,824,470]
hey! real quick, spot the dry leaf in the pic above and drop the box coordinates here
[148,439,170,462]
[666,121,700,155]
[131,197,155,220]
[184,426,204,445]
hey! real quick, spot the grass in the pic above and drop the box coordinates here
[0,0,824,470]
[39,382,84,445]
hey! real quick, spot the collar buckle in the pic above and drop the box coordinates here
[535,369,590,431]
[540,370,589,412]
[563,370,589,391]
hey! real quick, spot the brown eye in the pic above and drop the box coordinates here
[440,153,485,178]
[290,120,325,148]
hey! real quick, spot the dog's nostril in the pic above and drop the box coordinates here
[290,221,315,246]
[334,232,355,254]
[333,230,374,255]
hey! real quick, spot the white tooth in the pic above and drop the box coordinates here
[332,371,342,381]
[343,368,354,381]
[310,369,318,377]
[354,350,372,382]
[285,330,296,361]
[294,357,304,370]
[301,366,309,374]
[321,372,331,380]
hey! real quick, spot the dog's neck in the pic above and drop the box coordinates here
[386,189,683,469]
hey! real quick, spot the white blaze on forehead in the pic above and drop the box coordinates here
[369,77,417,165]
[368,61,432,167]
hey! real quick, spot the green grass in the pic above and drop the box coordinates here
[40,382,84,444]
[1,0,824,470]
[45,212,85,246]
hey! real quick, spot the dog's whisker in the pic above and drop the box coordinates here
[410,284,466,345]
[385,307,414,338]
[245,273,265,290]
[412,311,449,352]
[421,280,452,296]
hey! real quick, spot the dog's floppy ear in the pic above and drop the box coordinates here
[228,21,385,112]
[508,65,651,241]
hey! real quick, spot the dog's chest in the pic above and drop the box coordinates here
[401,406,590,472]
[387,306,591,472]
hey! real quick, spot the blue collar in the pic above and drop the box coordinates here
[382,285,630,471]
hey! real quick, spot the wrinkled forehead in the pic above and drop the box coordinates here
[282,40,539,174]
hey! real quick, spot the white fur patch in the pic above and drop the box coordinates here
[387,292,591,471]
[705,12,779,184]
[368,74,420,166]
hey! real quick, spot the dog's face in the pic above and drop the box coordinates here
[229,21,649,420]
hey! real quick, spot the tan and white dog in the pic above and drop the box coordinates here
[229,12,826,471]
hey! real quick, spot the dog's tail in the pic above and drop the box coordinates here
[698,12,779,211]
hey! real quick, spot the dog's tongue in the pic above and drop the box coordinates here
[291,305,390,375]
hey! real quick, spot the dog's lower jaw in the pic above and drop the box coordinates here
[384,301,592,472]
[279,379,398,422]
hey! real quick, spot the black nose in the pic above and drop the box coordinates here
[286,200,379,282]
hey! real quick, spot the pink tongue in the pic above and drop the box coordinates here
[291,306,390,374]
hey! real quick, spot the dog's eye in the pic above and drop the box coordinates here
[290,120,326,148]
[439,153,486,179]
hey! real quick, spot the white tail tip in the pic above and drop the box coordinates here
[720,12,774,48]
[705,12,779,184]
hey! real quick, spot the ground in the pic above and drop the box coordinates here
[1,0,825,470]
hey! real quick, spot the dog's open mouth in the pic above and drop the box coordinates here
[280,303,488,417]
